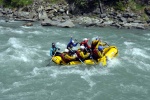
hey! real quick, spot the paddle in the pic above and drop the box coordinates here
[104,42,110,47]
[46,50,57,67]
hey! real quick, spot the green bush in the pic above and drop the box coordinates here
[43,0,66,4]
[74,0,98,13]
[12,0,33,7]
[0,0,33,7]
[115,1,126,11]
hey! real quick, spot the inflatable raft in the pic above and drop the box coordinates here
[52,46,118,66]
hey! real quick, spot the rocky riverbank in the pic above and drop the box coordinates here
[0,1,150,30]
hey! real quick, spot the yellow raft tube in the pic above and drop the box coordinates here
[52,46,118,66]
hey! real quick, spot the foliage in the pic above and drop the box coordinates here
[115,1,126,11]
[0,0,33,7]
[0,0,3,4]
[75,0,88,10]
[66,0,98,13]
[129,0,144,10]
[44,0,66,4]
[12,0,33,7]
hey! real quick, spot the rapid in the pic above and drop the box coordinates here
[0,18,150,100]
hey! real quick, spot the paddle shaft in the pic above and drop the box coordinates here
[46,50,57,66]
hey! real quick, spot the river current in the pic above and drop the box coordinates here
[0,19,150,100]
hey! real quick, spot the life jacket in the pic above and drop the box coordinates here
[75,50,82,59]
[92,49,100,59]
[52,47,57,55]
[80,41,91,49]
[91,40,99,50]
[60,53,70,63]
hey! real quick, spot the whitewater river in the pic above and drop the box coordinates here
[0,19,150,100]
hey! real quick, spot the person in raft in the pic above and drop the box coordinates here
[75,45,90,61]
[67,36,78,55]
[50,43,61,56]
[60,49,77,63]
[91,37,107,51]
[80,38,91,52]
[92,46,104,61]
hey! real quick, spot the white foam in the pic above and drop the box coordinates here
[56,42,66,50]
[137,61,150,71]
[14,70,22,76]
[13,30,24,34]
[119,84,148,94]
[81,75,96,87]
[6,37,42,62]
[48,65,112,87]
[145,47,150,51]
[21,25,32,28]
[131,48,150,59]
[13,82,23,88]
[124,41,135,46]
[144,33,150,36]
[107,58,121,68]
[31,67,40,76]
[8,37,23,49]
[2,88,12,94]
[0,20,5,23]
[11,54,29,62]
[28,31,42,35]
[0,26,3,29]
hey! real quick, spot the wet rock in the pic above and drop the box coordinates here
[127,18,134,23]
[41,18,60,26]
[0,12,2,16]
[23,22,33,26]
[103,20,114,26]
[57,19,75,28]
[38,6,48,20]
[135,26,145,30]
[14,18,36,22]
[100,13,107,18]
[122,13,137,18]
[114,23,122,28]
[119,17,127,23]
[59,9,65,13]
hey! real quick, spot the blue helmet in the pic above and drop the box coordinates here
[98,46,103,51]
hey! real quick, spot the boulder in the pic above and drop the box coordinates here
[119,17,127,23]
[38,6,48,20]
[103,20,113,26]
[23,22,33,26]
[57,19,75,28]
[135,26,145,30]
[41,18,60,26]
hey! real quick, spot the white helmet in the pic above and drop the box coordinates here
[80,45,85,49]
[72,40,74,43]
[65,49,69,52]
[83,38,88,41]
